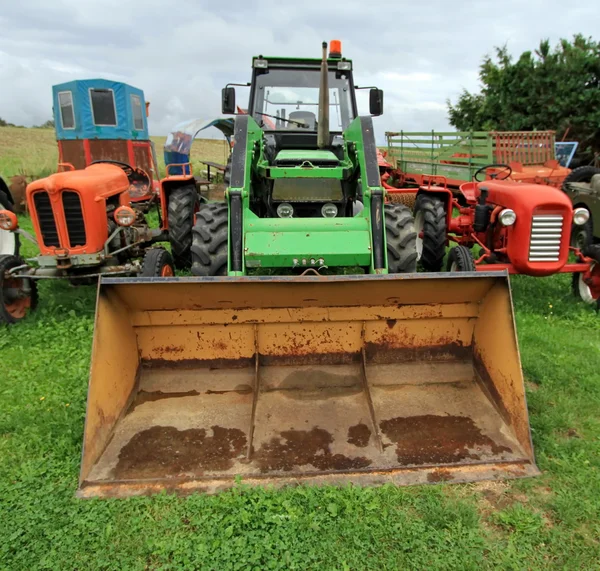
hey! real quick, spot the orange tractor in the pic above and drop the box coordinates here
[408,165,600,305]
[0,161,177,324]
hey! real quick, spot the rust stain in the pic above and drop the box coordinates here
[365,340,470,364]
[156,345,185,354]
[254,427,371,473]
[427,468,454,483]
[114,425,247,479]
[129,390,200,411]
[379,415,511,465]
[347,423,371,447]
[206,385,253,395]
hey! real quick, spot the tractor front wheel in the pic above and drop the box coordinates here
[385,203,417,273]
[572,245,600,306]
[167,185,200,270]
[447,246,476,272]
[0,255,37,324]
[141,248,175,277]
[191,202,229,276]
[414,194,447,272]
[0,188,19,257]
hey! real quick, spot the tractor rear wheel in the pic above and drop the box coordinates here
[168,185,200,270]
[0,188,19,257]
[414,194,447,272]
[141,248,175,277]
[447,246,476,272]
[191,202,229,276]
[0,255,37,324]
[385,203,417,273]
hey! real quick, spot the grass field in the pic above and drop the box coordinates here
[1,128,599,569]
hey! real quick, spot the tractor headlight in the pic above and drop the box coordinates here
[114,206,136,227]
[498,208,517,227]
[321,203,338,218]
[276,203,294,218]
[573,207,590,226]
[0,210,18,231]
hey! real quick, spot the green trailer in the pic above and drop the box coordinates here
[385,130,568,188]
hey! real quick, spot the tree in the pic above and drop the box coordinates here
[447,35,600,156]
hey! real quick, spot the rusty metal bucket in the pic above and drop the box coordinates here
[78,273,539,498]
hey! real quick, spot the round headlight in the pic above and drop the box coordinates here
[321,203,338,218]
[114,206,136,227]
[498,208,516,227]
[276,203,294,218]
[0,210,18,231]
[573,207,590,226]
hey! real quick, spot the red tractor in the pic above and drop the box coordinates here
[0,161,176,324]
[409,164,600,305]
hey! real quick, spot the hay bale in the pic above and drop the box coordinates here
[387,192,416,209]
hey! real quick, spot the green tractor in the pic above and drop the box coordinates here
[190,41,417,276]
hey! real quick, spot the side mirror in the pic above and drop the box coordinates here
[222,87,236,115]
[369,88,384,116]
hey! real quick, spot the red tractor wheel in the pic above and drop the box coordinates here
[0,255,37,324]
[141,249,175,277]
[446,246,476,272]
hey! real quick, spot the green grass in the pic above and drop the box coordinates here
[1,217,600,569]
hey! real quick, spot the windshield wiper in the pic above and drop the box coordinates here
[256,112,310,129]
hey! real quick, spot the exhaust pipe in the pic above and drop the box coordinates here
[317,41,330,149]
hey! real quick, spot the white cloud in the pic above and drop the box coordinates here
[0,0,598,142]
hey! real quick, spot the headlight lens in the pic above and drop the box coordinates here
[0,210,18,231]
[573,207,590,226]
[276,203,294,218]
[321,203,338,218]
[498,208,516,226]
[114,206,136,227]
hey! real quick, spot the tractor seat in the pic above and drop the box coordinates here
[288,111,316,130]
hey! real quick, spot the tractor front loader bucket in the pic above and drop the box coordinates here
[78,273,539,498]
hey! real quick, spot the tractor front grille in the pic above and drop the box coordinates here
[62,191,86,247]
[32,191,60,248]
[529,215,563,262]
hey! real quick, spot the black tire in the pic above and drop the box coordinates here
[0,255,37,324]
[414,194,447,272]
[570,216,593,250]
[446,246,476,272]
[0,187,20,257]
[562,165,600,191]
[141,248,174,277]
[167,184,200,269]
[385,203,418,273]
[191,202,229,276]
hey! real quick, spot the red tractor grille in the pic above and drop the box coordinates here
[32,191,60,248]
[529,215,563,262]
[61,191,87,247]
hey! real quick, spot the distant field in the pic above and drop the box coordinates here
[0,126,229,181]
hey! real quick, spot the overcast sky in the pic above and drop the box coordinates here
[0,0,598,141]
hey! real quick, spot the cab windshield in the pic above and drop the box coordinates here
[251,68,355,132]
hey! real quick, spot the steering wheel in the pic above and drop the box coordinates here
[90,160,135,178]
[473,163,513,182]
[91,160,151,196]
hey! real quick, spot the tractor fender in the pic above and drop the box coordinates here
[158,176,197,229]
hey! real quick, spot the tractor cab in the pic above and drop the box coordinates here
[221,41,384,226]
[52,79,159,204]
